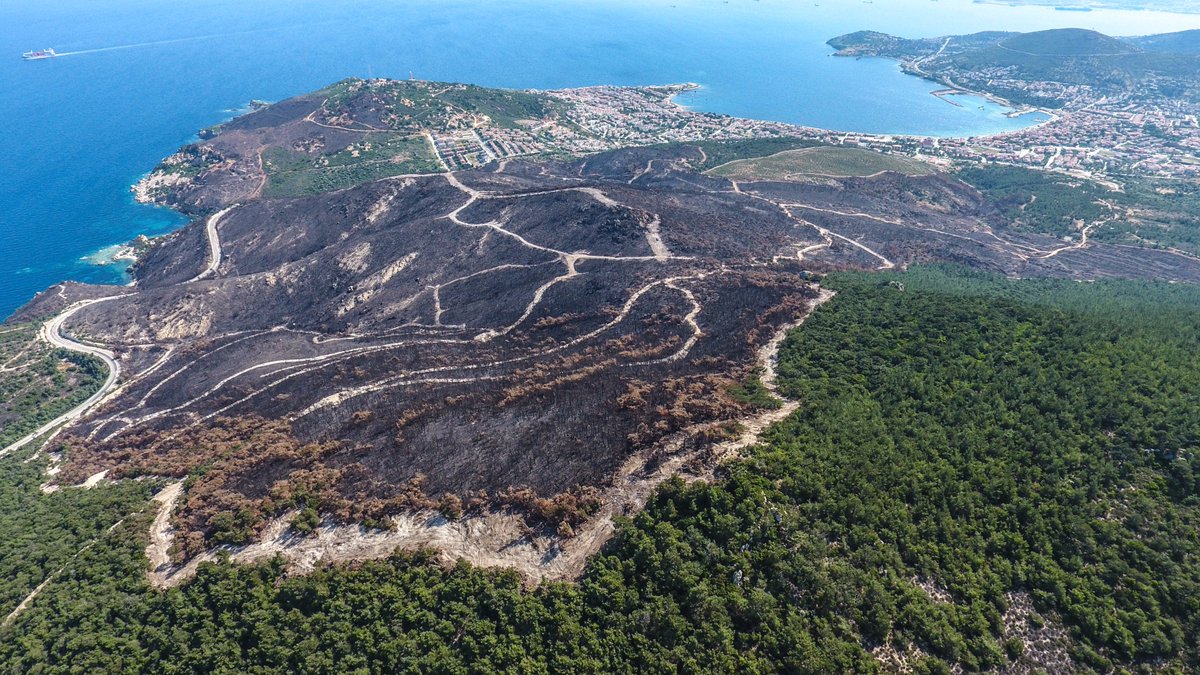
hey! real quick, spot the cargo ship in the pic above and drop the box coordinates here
[22,48,57,61]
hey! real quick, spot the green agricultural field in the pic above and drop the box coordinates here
[261,134,442,198]
[668,137,821,170]
[708,146,936,180]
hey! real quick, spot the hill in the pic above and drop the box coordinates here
[829,27,1200,107]
[132,78,802,214]
[998,27,1135,56]
[1129,29,1200,54]
[7,153,1197,577]
[5,79,1199,585]
[708,146,936,180]
[0,64,1198,671]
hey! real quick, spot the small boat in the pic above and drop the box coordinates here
[22,48,57,61]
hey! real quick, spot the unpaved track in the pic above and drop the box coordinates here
[145,481,184,578]
[146,286,836,587]
[111,174,691,436]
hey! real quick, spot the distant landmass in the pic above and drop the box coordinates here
[828,27,1200,107]
[1130,28,1200,53]
[974,0,1200,13]
[825,27,1200,185]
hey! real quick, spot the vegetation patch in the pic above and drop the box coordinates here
[322,78,565,132]
[710,146,935,180]
[0,450,154,621]
[674,137,821,171]
[262,135,441,198]
[725,369,782,410]
[960,164,1200,253]
[0,322,106,450]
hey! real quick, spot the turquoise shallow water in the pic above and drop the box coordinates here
[2,0,1199,318]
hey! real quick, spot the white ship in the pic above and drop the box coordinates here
[22,48,57,61]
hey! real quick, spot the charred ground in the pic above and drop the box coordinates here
[11,80,1200,568]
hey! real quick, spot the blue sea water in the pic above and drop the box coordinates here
[2,0,1199,318]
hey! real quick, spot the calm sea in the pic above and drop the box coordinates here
[2,0,1199,318]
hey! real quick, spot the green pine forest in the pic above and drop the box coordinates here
[1,265,1197,673]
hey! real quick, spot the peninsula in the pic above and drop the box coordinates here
[2,28,1200,673]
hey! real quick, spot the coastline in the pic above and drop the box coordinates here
[887,55,1062,138]
[667,75,1052,141]
[78,234,156,286]
[971,0,1200,14]
[931,85,1059,134]
[661,81,704,110]
[88,74,1054,304]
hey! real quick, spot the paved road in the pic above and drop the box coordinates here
[0,297,122,458]
[188,205,237,283]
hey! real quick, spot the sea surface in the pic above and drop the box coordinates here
[2,0,1200,318]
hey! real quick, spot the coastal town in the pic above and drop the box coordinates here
[425,83,798,169]
[823,29,1200,182]
[135,57,1200,210]
[416,79,1200,184]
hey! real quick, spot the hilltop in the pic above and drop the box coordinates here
[1130,28,1200,54]
[829,27,1200,108]
[134,78,799,213]
[999,27,1133,55]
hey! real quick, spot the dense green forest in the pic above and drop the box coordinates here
[1,266,1197,673]
[0,453,154,623]
[0,321,155,628]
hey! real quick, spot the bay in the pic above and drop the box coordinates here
[2,0,1198,317]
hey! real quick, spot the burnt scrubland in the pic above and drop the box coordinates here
[42,154,830,558]
[10,129,1200,574]
[1,267,1198,672]
[22,141,1200,565]
[4,74,1200,672]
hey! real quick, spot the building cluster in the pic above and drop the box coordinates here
[885,60,1200,180]
[531,82,1200,182]
[341,75,1200,184]
[549,85,796,147]
[429,131,493,171]
[426,85,804,168]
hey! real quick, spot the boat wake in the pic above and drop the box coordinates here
[55,28,278,58]
[55,34,225,57]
